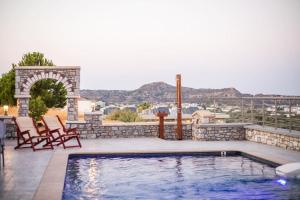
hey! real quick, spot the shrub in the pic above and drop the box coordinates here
[137,102,151,113]
[107,109,142,122]
[29,96,48,122]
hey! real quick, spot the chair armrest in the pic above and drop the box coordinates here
[66,128,77,134]
[20,130,30,135]
[19,130,31,138]
[49,128,60,133]
[65,128,77,135]
[38,129,48,135]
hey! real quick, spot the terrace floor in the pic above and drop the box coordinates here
[1,138,300,200]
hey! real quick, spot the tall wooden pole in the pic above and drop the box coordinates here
[176,74,183,140]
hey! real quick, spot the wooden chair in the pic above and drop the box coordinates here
[13,117,53,151]
[42,115,81,149]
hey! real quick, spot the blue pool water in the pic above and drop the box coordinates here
[62,154,300,199]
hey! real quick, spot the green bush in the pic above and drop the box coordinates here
[29,96,48,122]
[137,102,151,113]
[107,109,142,122]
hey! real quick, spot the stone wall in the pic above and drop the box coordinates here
[5,123,17,138]
[68,122,192,140]
[192,123,247,141]
[66,113,192,140]
[66,112,102,139]
[3,112,300,152]
[245,125,300,151]
[0,116,17,139]
[3,113,192,140]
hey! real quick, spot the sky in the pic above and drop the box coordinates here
[0,0,299,95]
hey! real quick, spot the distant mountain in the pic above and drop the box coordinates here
[80,82,244,104]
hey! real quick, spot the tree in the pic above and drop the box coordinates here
[30,81,67,108]
[17,52,67,108]
[0,68,16,105]
[29,96,48,122]
[0,52,67,108]
[18,52,54,66]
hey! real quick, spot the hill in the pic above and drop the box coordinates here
[80,82,244,104]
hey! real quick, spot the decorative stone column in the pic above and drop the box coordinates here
[84,112,102,125]
[18,97,30,117]
[67,98,79,121]
[84,112,102,138]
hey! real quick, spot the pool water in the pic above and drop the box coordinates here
[62,154,300,199]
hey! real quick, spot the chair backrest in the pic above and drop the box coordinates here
[14,117,39,137]
[42,116,64,132]
[0,121,5,145]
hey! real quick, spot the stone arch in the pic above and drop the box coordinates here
[15,66,80,121]
[22,72,73,95]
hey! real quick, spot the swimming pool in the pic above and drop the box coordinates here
[62,152,300,199]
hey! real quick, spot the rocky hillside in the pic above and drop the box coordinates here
[80,82,243,104]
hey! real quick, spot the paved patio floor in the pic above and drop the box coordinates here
[1,138,300,200]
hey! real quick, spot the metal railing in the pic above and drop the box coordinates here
[201,96,300,132]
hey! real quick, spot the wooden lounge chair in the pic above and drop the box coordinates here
[42,115,81,149]
[13,117,53,151]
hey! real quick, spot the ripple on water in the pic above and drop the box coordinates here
[62,155,300,200]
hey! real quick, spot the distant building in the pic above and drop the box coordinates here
[214,113,230,123]
[182,106,199,114]
[221,106,240,113]
[192,110,229,124]
[121,105,137,112]
[141,108,153,115]
[101,105,120,115]
[169,107,177,116]
[95,101,106,111]
[192,110,215,124]
[78,99,93,113]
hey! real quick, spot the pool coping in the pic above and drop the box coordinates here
[33,140,300,200]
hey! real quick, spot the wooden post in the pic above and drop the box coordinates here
[156,112,168,139]
[176,74,183,140]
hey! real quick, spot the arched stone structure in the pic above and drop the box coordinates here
[14,66,80,121]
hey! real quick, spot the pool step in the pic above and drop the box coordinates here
[276,162,300,178]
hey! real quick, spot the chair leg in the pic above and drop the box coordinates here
[51,132,66,149]
[76,136,82,148]
[15,137,32,150]
[31,137,54,151]
[60,136,66,149]
[14,137,21,150]
[43,137,53,149]
[31,138,36,152]
[46,137,54,150]
[61,136,82,148]
[49,138,54,150]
